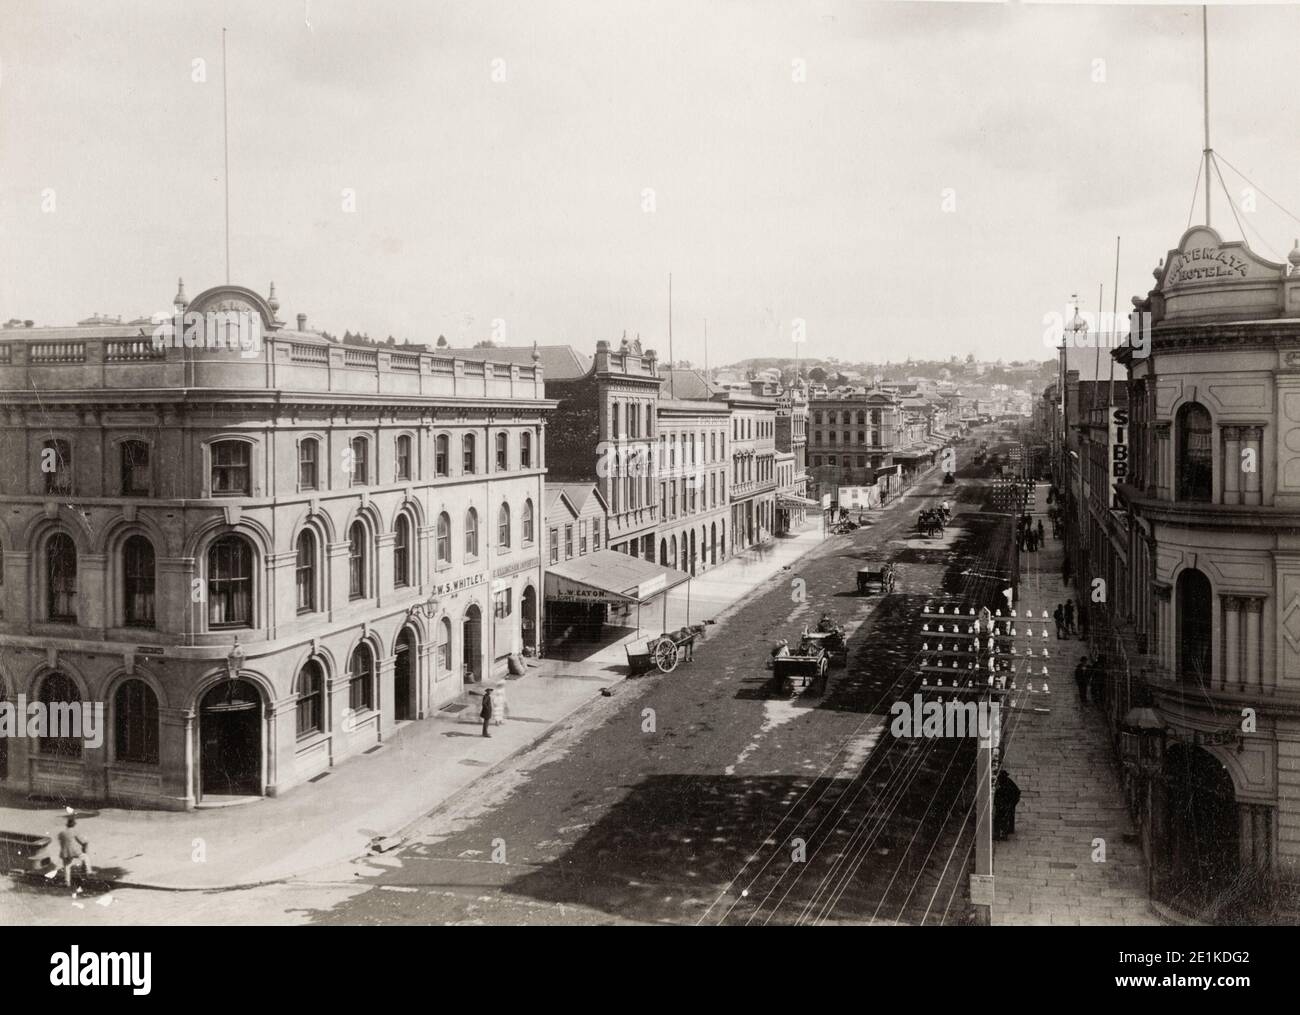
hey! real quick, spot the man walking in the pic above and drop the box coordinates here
[1063,598,1075,637]
[1074,656,1090,703]
[480,688,494,737]
[1053,603,1065,640]
[57,815,92,888]
[1036,519,1045,546]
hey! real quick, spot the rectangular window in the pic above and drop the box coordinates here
[592,518,601,550]
[211,441,250,495]
[549,528,559,564]
[121,440,150,495]
[396,436,412,481]
[564,524,574,559]
[579,521,588,555]
[298,440,318,490]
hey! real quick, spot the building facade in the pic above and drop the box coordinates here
[774,384,810,534]
[1109,226,1300,916]
[807,390,904,500]
[654,390,731,574]
[0,282,550,809]
[726,389,778,550]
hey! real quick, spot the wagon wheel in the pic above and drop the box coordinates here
[653,638,680,673]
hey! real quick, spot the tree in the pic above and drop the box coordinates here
[808,366,828,383]
[436,335,448,348]
[473,340,496,349]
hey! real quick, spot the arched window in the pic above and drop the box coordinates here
[435,433,450,477]
[521,432,533,469]
[298,438,319,490]
[465,508,479,559]
[394,514,412,588]
[47,533,77,622]
[123,534,155,627]
[42,438,72,495]
[1177,569,1213,684]
[208,534,253,627]
[121,439,150,495]
[296,660,324,738]
[38,673,81,757]
[498,503,511,549]
[436,512,451,565]
[495,432,508,471]
[349,644,374,713]
[114,679,159,764]
[211,439,250,495]
[1177,403,1213,502]
[522,499,535,544]
[462,434,476,474]
[349,436,369,486]
[613,403,621,438]
[438,617,452,673]
[295,530,316,613]
[348,520,367,599]
[395,434,413,482]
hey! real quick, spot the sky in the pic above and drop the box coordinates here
[3,0,1300,367]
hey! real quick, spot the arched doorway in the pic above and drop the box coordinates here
[199,679,262,798]
[463,605,483,682]
[1177,569,1212,684]
[670,535,678,569]
[660,538,668,566]
[521,585,537,654]
[394,627,416,721]
[1163,744,1240,912]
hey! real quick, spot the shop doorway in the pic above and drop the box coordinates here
[394,628,415,721]
[199,679,262,798]
[463,605,483,682]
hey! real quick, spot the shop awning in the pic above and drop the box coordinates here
[777,493,819,507]
[893,448,933,461]
[545,549,691,606]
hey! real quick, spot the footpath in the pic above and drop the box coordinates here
[991,481,1161,926]
[0,522,828,890]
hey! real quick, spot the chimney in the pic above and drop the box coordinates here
[297,313,308,331]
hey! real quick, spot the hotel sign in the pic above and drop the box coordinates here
[1166,246,1251,286]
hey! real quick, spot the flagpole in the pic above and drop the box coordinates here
[223,27,231,283]
[1203,5,1211,227]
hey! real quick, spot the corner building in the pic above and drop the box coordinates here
[0,282,551,809]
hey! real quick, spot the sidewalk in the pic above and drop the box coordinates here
[0,517,829,891]
[991,482,1160,926]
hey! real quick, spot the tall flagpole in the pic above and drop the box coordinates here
[1203,5,1211,227]
[223,27,231,283]
[1108,236,1120,405]
[703,316,708,378]
[668,273,675,398]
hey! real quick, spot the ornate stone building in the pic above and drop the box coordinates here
[0,282,550,809]
[1113,226,1300,913]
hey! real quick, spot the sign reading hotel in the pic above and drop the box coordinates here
[1162,226,1279,290]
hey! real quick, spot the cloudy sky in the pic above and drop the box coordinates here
[3,1,1299,366]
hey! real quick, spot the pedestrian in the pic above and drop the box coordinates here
[1053,603,1065,640]
[480,688,494,737]
[993,770,1022,840]
[492,684,507,727]
[1074,656,1090,703]
[57,815,92,888]
[1089,654,1105,707]
[1063,598,1075,636]
[1062,555,1073,586]
[1036,519,1044,545]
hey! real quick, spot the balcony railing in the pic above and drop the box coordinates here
[0,330,546,402]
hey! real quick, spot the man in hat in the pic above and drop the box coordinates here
[993,770,1022,840]
[57,814,92,887]
[480,688,494,738]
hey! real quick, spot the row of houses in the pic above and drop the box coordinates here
[0,286,811,810]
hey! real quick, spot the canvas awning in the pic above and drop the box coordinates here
[777,493,818,507]
[545,549,691,606]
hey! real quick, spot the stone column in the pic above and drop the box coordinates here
[1222,596,1241,690]
[1243,426,1263,506]
[1223,427,1242,505]
[1244,596,1263,691]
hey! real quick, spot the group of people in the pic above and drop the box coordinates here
[1051,599,1080,639]
[1016,513,1044,553]
[917,502,950,538]
[1073,653,1107,706]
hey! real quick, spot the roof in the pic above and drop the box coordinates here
[545,549,691,604]
[657,368,724,401]
[448,344,593,380]
[545,482,608,519]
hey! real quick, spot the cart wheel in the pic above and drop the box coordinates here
[818,658,828,679]
[654,639,680,673]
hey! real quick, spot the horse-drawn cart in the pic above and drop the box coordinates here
[626,627,698,675]
[857,562,896,595]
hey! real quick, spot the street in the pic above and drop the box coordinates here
[3,437,1023,926]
